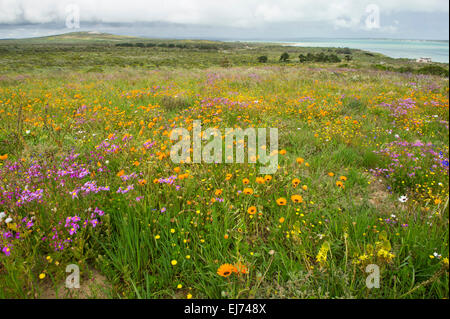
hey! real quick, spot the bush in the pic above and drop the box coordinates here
[417,64,449,77]
[336,47,352,54]
[257,56,268,63]
[298,52,341,63]
[280,52,289,62]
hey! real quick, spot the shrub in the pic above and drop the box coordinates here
[417,64,449,77]
[279,52,289,62]
[257,56,268,63]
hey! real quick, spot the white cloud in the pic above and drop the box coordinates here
[0,0,448,28]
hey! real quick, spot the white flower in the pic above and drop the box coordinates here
[5,217,12,224]
[25,130,31,134]
[0,212,6,219]
[391,214,396,218]
[395,134,400,138]
[399,195,408,203]
[105,160,109,165]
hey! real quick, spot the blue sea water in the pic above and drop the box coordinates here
[249,38,449,63]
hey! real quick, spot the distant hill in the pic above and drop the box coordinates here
[0,31,144,43]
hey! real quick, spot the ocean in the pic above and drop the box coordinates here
[248,38,449,63]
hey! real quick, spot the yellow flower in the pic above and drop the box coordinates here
[187,293,192,299]
[316,241,330,267]
[171,260,177,266]
[39,273,46,280]
[177,284,183,289]
[443,257,449,268]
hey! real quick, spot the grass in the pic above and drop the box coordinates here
[0,32,448,299]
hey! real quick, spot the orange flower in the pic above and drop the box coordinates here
[243,188,254,195]
[225,173,233,180]
[217,263,237,277]
[302,185,308,191]
[336,181,344,188]
[247,206,257,215]
[138,179,147,186]
[153,178,159,184]
[235,262,248,274]
[292,178,300,187]
[116,170,125,177]
[328,172,334,177]
[276,197,287,206]
[280,149,287,155]
[255,177,265,184]
[0,154,7,160]
[242,178,250,185]
[174,167,181,173]
[296,157,304,165]
[133,161,140,166]
[291,194,303,203]
[215,189,223,196]
[339,176,347,181]
[279,217,285,223]
[264,175,272,182]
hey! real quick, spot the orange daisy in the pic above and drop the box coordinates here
[247,206,257,215]
[217,263,237,277]
[291,194,303,203]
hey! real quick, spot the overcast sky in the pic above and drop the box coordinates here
[0,0,448,40]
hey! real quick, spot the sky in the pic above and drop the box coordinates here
[0,0,448,40]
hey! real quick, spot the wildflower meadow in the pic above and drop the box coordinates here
[0,33,448,299]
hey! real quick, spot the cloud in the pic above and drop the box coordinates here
[0,0,448,28]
